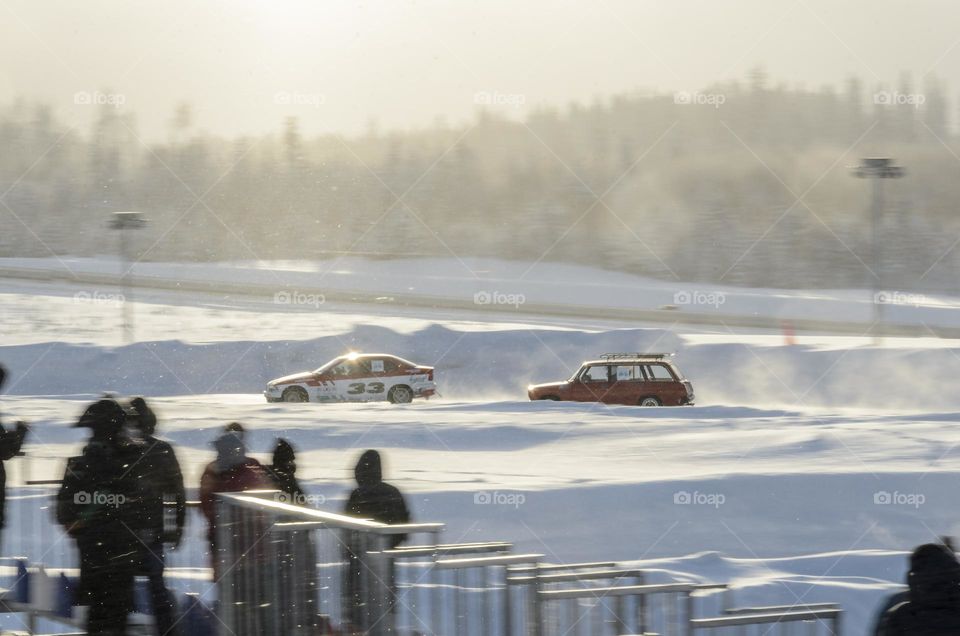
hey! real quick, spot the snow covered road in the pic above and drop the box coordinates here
[4,272,960,633]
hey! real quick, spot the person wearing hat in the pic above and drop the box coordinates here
[56,398,149,636]
[876,542,960,634]
[198,427,270,579]
[0,364,29,550]
[127,397,184,636]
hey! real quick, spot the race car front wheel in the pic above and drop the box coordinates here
[282,387,309,402]
[388,385,413,404]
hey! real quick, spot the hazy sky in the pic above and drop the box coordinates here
[3,0,960,140]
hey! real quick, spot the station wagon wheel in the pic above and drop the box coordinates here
[388,385,413,404]
[540,396,560,401]
[639,396,661,407]
[282,387,308,403]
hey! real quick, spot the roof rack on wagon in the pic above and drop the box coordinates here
[599,353,674,360]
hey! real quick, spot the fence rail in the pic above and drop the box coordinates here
[212,492,845,636]
[0,484,844,636]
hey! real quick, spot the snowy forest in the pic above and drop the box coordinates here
[2,69,959,291]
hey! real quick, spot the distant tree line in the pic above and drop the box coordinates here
[2,68,960,291]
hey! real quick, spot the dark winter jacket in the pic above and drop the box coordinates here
[266,438,306,503]
[343,450,410,548]
[878,543,960,635]
[199,432,271,543]
[57,436,151,536]
[56,435,150,606]
[138,435,186,543]
[0,419,27,529]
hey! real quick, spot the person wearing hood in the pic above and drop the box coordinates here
[0,364,28,547]
[127,397,184,636]
[342,450,410,629]
[876,542,960,634]
[56,399,149,636]
[198,427,270,578]
[265,438,305,504]
[264,438,320,626]
[344,449,410,543]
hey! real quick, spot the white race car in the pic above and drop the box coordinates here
[264,353,437,404]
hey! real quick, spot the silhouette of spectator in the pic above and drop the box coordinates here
[0,364,28,551]
[57,399,149,636]
[876,542,960,634]
[344,450,410,540]
[342,450,410,629]
[199,428,270,579]
[128,397,185,636]
[265,438,305,504]
[265,438,320,626]
[224,421,245,440]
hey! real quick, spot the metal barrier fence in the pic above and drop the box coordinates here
[691,606,843,635]
[214,492,845,636]
[214,491,444,636]
[391,542,515,634]
[0,455,848,636]
[535,582,726,636]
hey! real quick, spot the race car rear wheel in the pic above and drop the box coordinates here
[282,387,309,403]
[388,385,413,404]
[639,396,661,407]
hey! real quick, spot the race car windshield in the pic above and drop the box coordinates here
[314,357,346,374]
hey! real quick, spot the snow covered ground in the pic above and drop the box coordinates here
[3,266,960,633]
[5,255,960,332]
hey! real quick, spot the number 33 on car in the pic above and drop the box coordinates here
[264,352,437,404]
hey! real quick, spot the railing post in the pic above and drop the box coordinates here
[638,589,647,634]
[615,595,627,634]
[532,569,543,636]
[215,497,234,634]
[503,568,512,636]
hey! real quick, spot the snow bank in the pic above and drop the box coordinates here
[5,322,960,410]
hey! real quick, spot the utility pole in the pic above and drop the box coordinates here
[109,211,147,344]
[851,158,904,342]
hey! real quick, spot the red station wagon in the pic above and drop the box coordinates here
[527,353,694,406]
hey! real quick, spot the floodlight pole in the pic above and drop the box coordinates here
[110,212,147,344]
[851,158,904,342]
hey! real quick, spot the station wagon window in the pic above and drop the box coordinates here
[645,364,674,381]
[581,365,610,382]
[614,365,643,381]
